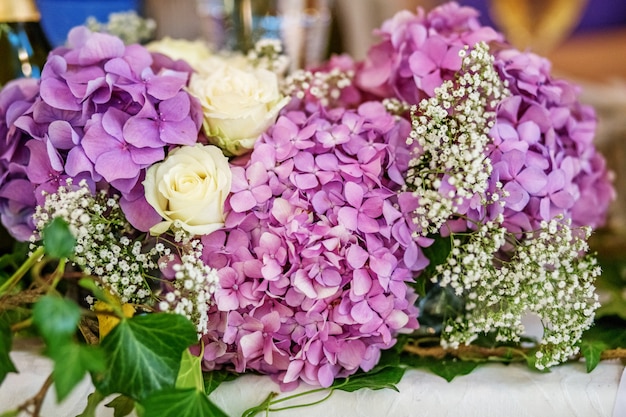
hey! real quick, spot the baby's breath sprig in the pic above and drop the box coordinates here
[436,215,600,369]
[405,41,509,235]
[31,179,157,304]
[247,39,290,74]
[31,181,221,335]
[283,67,354,107]
[155,224,219,335]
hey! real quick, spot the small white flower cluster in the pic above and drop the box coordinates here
[31,182,221,335]
[283,67,354,107]
[157,234,219,335]
[438,216,600,369]
[383,98,411,116]
[247,39,290,74]
[85,10,156,45]
[31,179,157,304]
[405,42,509,235]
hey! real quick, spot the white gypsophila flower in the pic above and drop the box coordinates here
[32,179,158,305]
[156,237,219,336]
[437,216,600,369]
[283,66,354,108]
[405,42,509,235]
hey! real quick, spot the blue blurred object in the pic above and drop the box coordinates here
[459,0,626,33]
[36,0,140,46]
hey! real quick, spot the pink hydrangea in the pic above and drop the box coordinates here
[199,101,429,388]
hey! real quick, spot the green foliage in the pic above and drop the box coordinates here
[42,217,76,259]
[106,395,136,417]
[32,296,106,401]
[32,295,81,348]
[242,365,406,417]
[76,390,106,417]
[53,343,106,401]
[401,354,480,382]
[332,366,405,393]
[0,321,16,385]
[580,315,626,372]
[203,370,239,395]
[94,313,197,401]
[141,388,229,417]
[579,340,609,373]
[176,349,205,391]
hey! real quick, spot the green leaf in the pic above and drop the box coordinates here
[0,321,16,385]
[579,340,609,373]
[94,313,197,401]
[105,395,136,417]
[203,370,238,395]
[51,343,106,401]
[176,349,204,391]
[333,366,405,393]
[402,355,479,382]
[76,390,106,417]
[141,388,229,417]
[42,217,76,259]
[32,295,81,349]
[582,316,626,349]
[0,409,20,417]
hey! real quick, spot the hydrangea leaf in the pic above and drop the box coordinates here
[141,388,229,417]
[94,313,197,401]
[51,343,106,402]
[0,321,17,385]
[42,217,76,259]
[332,366,405,392]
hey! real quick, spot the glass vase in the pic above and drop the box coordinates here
[197,0,332,71]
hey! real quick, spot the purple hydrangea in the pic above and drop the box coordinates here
[0,26,203,238]
[198,101,429,388]
[355,1,614,233]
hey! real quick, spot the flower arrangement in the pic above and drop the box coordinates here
[0,2,619,416]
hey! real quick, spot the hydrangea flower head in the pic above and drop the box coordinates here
[0,27,203,237]
[198,101,430,387]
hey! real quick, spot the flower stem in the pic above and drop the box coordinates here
[0,246,45,296]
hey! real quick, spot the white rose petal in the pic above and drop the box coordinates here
[188,61,290,156]
[144,144,232,236]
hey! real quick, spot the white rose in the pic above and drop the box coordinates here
[188,61,290,156]
[146,37,212,70]
[143,144,232,236]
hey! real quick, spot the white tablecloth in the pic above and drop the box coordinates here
[1,347,624,417]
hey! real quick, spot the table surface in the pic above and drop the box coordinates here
[1,347,624,417]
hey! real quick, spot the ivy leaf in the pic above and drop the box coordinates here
[51,343,106,401]
[105,395,136,417]
[579,340,609,373]
[32,295,81,350]
[141,388,229,417]
[42,217,76,259]
[333,366,405,392]
[582,316,626,349]
[176,349,204,391]
[402,355,479,382]
[203,370,238,395]
[94,313,197,401]
[0,321,17,384]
